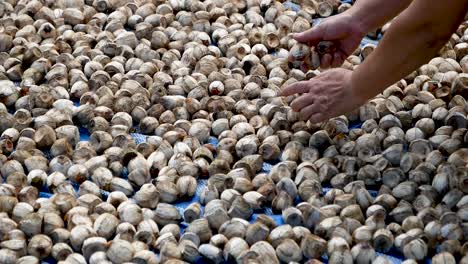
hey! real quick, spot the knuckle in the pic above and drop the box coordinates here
[318,97,329,112]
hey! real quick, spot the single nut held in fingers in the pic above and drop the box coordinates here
[290,43,311,62]
[301,51,321,71]
[289,41,336,71]
[317,41,337,55]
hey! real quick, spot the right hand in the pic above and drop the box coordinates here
[291,14,367,69]
[280,68,366,123]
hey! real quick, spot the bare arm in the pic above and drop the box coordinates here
[347,0,413,33]
[351,0,468,103]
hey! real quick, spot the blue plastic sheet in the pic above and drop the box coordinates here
[38,128,408,263]
[30,1,422,263]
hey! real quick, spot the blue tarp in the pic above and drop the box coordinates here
[22,1,430,263]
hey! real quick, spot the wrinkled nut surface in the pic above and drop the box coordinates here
[316,41,337,55]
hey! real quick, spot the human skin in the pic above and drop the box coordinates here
[291,0,413,69]
[281,0,468,123]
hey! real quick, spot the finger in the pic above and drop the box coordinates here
[331,52,343,68]
[279,81,311,96]
[291,94,314,112]
[340,38,360,56]
[293,27,324,45]
[309,112,327,124]
[299,103,320,121]
[321,54,332,68]
[338,51,348,63]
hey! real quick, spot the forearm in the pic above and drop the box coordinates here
[347,0,413,32]
[350,0,468,103]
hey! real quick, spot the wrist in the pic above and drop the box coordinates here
[349,68,372,105]
[347,6,377,35]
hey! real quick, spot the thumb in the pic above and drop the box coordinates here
[293,26,324,45]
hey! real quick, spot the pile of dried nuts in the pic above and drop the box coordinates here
[0,0,467,263]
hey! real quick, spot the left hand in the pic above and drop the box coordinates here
[290,13,367,69]
[280,68,366,123]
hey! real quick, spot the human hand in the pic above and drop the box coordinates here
[280,68,366,123]
[290,14,367,69]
